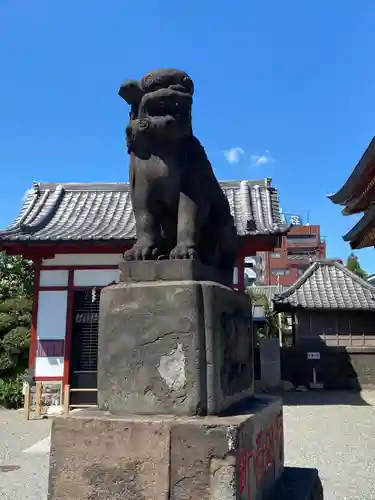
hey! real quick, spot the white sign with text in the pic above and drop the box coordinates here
[307,352,320,360]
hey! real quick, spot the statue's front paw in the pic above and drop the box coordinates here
[135,118,150,131]
[170,244,197,260]
[124,243,159,261]
[126,119,149,141]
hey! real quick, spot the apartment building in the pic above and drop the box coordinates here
[259,225,326,286]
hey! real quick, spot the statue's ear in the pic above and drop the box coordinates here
[118,80,144,105]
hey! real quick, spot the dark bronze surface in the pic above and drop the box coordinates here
[119,68,238,283]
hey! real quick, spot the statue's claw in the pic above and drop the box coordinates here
[170,245,197,260]
[124,244,160,261]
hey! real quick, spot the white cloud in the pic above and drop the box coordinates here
[250,149,274,166]
[224,147,244,164]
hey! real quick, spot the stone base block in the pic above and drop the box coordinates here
[98,277,254,416]
[119,259,231,287]
[48,396,284,500]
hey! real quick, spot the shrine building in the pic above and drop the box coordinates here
[329,136,375,249]
[0,178,287,406]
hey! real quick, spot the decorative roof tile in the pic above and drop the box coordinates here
[0,180,287,244]
[273,259,375,311]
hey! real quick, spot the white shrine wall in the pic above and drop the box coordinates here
[33,253,123,381]
[42,253,123,267]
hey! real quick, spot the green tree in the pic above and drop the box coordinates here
[0,252,34,408]
[247,289,289,342]
[346,253,368,279]
[0,252,34,299]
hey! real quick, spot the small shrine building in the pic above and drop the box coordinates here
[273,259,375,347]
[0,178,287,406]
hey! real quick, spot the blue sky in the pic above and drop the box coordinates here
[1,0,374,271]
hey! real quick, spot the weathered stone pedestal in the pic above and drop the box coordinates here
[98,261,254,416]
[48,396,284,499]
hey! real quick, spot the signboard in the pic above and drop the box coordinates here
[279,211,303,226]
[307,352,320,360]
[289,214,303,226]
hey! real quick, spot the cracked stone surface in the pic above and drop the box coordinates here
[157,343,186,391]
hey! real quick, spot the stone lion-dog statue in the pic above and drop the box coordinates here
[118,68,238,281]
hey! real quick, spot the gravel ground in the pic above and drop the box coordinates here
[283,390,375,500]
[1,391,375,499]
[0,409,51,500]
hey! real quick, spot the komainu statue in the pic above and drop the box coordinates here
[119,68,238,279]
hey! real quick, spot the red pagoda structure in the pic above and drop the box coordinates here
[329,136,375,248]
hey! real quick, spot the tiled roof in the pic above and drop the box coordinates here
[250,285,288,310]
[0,180,287,244]
[273,259,375,311]
[342,203,375,249]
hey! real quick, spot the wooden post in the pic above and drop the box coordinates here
[23,383,31,420]
[63,384,70,416]
[291,313,296,347]
[35,381,42,418]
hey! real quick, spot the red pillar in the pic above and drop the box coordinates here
[63,270,74,387]
[29,260,41,372]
